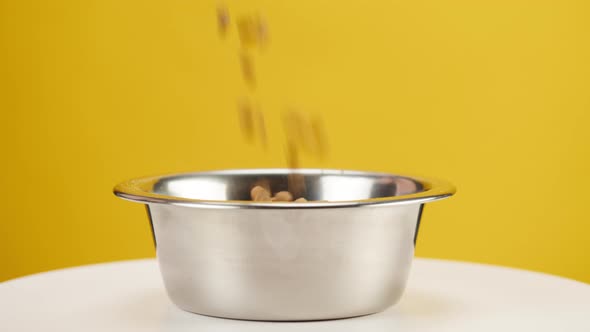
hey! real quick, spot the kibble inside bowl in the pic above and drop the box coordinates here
[114,168,454,321]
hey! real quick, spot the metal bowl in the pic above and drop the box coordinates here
[114,169,454,321]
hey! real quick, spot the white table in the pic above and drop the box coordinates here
[1,258,588,331]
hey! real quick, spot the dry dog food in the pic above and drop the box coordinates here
[218,5,328,202]
[249,185,308,203]
[239,51,256,87]
[217,5,230,37]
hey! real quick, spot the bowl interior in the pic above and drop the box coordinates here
[152,170,424,202]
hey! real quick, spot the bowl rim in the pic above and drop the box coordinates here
[113,168,455,209]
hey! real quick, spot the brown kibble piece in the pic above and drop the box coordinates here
[294,197,307,202]
[272,191,293,202]
[256,110,267,147]
[237,15,267,48]
[238,100,255,141]
[253,179,270,193]
[287,173,306,198]
[217,5,230,37]
[282,110,328,160]
[286,141,299,169]
[240,52,256,87]
[237,16,257,47]
[251,185,271,201]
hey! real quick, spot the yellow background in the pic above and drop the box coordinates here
[1,0,589,283]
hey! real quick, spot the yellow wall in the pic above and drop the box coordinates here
[1,0,589,283]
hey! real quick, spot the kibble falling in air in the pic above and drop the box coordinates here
[217,5,230,37]
[217,5,328,203]
[239,52,256,87]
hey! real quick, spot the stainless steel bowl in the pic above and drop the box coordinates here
[114,169,454,321]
